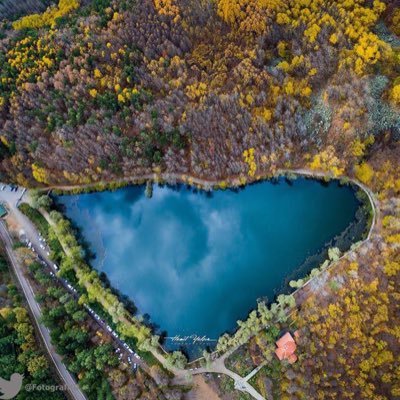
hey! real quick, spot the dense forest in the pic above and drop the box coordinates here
[0,252,66,400]
[0,0,398,186]
[12,243,184,399]
[0,0,399,399]
[220,148,400,399]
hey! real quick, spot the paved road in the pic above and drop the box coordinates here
[1,173,377,400]
[36,208,146,369]
[1,184,268,399]
[244,361,267,382]
[0,221,87,400]
[187,348,266,400]
[191,363,265,400]
[0,185,145,370]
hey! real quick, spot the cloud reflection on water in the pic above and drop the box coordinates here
[59,180,359,339]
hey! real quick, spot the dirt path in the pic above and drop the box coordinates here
[185,375,221,400]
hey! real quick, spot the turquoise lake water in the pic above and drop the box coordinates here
[57,178,361,354]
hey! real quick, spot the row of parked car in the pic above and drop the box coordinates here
[1,184,19,191]
[82,301,142,365]
[26,231,142,370]
[115,348,139,370]
[0,182,25,193]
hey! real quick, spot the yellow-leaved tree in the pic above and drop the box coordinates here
[153,0,181,22]
[13,0,80,30]
[217,0,283,33]
[308,146,345,177]
[391,84,400,105]
[32,164,49,184]
[391,8,400,35]
[354,162,374,185]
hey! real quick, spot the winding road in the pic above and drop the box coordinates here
[0,186,148,393]
[0,220,87,400]
[188,350,266,400]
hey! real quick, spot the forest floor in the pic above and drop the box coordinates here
[185,375,221,400]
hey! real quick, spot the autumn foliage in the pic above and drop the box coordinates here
[12,0,80,30]
[0,0,398,397]
[0,0,398,186]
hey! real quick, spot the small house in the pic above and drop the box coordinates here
[275,331,299,364]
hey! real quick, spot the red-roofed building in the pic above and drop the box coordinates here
[275,331,299,364]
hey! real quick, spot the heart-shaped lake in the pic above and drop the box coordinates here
[57,178,365,357]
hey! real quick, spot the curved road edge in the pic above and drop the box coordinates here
[0,221,87,400]
[2,169,378,400]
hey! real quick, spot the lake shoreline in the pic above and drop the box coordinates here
[41,168,376,228]
[52,171,375,360]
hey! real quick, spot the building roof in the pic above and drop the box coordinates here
[275,332,298,363]
[287,354,298,364]
[276,332,295,348]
